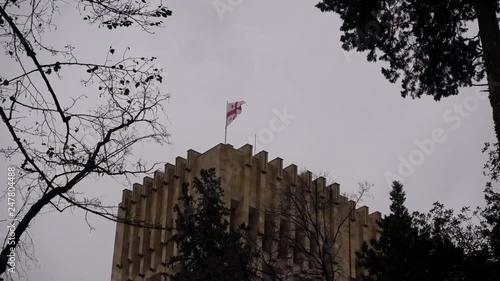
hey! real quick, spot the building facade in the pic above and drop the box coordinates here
[110,143,381,281]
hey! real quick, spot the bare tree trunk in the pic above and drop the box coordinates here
[0,179,76,275]
[475,0,500,149]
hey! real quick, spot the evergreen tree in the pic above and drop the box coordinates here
[413,203,472,281]
[413,188,500,281]
[168,169,255,281]
[357,181,425,281]
[482,186,500,278]
[360,181,500,281]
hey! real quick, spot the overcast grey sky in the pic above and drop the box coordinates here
[0,0,497,280]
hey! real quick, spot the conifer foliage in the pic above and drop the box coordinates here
[168,169,256,281]
[357,181,425,281]
[358,181,500,281]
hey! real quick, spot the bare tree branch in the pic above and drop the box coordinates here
[0,0,173,276]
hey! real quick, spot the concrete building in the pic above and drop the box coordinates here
[110,143,381,281]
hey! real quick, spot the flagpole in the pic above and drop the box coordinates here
[224,101,228,144]
[254,134,257,154]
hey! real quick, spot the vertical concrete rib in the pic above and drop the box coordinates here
[160,163,175,272]
[171,157,186,258]
[127,183,143,280]
[138,177,154,279]
[253,150,268,277]
[149,170,164,273]
[234,145,252,227]
[111,189,132,281]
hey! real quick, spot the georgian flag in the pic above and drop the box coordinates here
[226,101,246,127]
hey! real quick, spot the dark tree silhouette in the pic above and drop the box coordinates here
[316,0,500,155]
[359,181,500,281]
[0,0,172,277]
[482,186,500,274]
[168,169,256,281]
[357,181,426,281]
[412,187,500,281]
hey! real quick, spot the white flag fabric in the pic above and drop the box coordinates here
[226,101,246,127]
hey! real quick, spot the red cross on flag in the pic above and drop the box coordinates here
[226,101,246,127]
